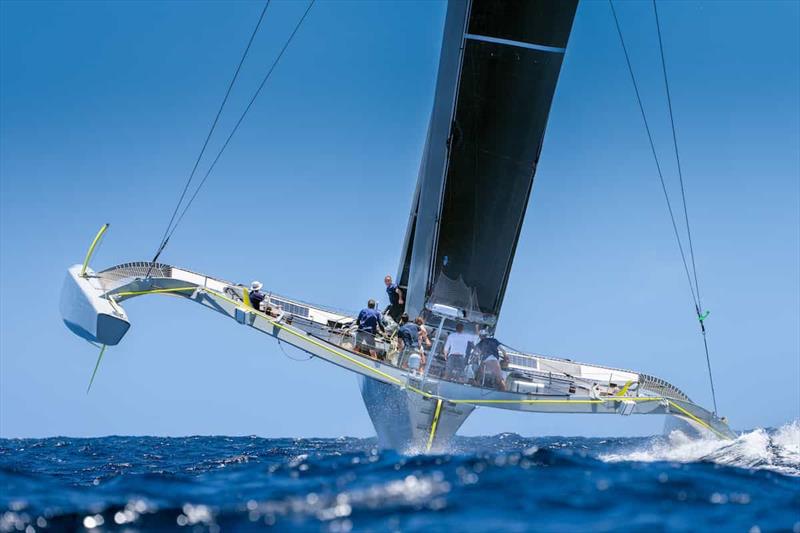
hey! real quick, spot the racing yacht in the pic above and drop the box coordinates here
[60,0,733,451]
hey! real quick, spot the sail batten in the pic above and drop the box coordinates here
[464,33,567,54]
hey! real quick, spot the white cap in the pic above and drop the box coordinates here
[250,281,263,291]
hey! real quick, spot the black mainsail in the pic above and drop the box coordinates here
[398,0,578,325]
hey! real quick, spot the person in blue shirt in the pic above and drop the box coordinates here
[475,333,502,362]
[249,281,265,311]
[397,313,418,347]
[475,329,507,390]
[397,314,431,369]
[356,299,385,359]
[383,275,404,322]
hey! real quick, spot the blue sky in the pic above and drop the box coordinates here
[1,0,797,438]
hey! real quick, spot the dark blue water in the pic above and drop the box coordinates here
[2,424,799,532]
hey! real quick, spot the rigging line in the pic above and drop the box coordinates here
[699,320,718,413]
[653,0,717,415]
[278,339,313,361]
[148,1,271,272]
[164,0,316,244]
[652,0,703,311]
[608,0,699,310]
[612,1,718,415]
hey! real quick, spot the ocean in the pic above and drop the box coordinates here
[1,423,798,532]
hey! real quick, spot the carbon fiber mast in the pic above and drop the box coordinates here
[362,0,580,450]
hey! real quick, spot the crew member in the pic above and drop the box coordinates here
[416,316,432,350]
[397,313,419,367]
[249,281,265,311]
[475,329,507,390]
[416,316,432,366]
[443,322,471,382]
[397,315,432,370]
[463,324,481,381]
[383,275,405,322]
[356,299,384,359]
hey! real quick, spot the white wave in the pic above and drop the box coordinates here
[599,420,800,476]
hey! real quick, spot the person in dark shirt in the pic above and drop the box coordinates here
[249,281,265,311]
[397,313,431,370]
[383,275,404,322]
[356,299,384,359]
[475,330,507,390]
[475,334,502,362]
[397,313,419,350]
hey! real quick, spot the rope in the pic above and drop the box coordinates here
[162,0,316,246]
[653,0,717,414]
[608,1,698,310]
[610,0,719,414]
[147,1,271,275]
[278,339,313,361]
[653,0,702,309]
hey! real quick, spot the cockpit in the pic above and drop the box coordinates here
[239,282,649,400]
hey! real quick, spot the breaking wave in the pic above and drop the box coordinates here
[600,421,800,476]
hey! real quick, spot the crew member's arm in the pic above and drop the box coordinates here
[397,287,404,305]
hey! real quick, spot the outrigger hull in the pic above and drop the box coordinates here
[61,261,734,451]
[61,265,130,346]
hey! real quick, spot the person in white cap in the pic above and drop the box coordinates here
[249,280,265,310]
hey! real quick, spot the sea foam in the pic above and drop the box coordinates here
[600,420,800,476]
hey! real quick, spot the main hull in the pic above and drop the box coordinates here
[359,376,474,452]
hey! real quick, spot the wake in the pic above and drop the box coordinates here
[600,420,800,476]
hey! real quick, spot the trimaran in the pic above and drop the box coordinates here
[60,0,734,451]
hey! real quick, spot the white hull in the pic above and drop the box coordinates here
[60,265,129,345]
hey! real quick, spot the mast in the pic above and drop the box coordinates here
[399,0,579,325]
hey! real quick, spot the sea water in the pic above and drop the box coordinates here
[1,422,798,532]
